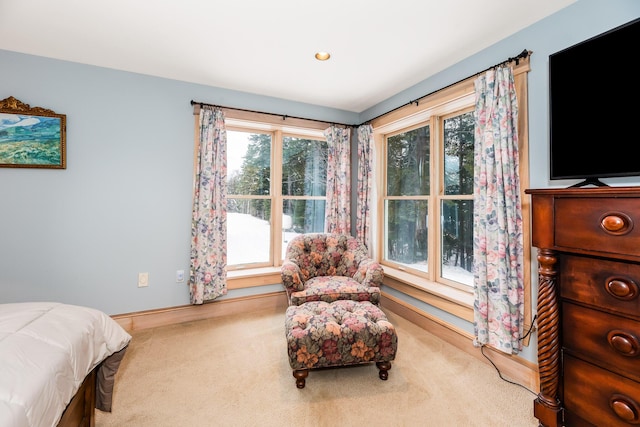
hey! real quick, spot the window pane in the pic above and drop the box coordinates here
[282,136,327,196]
[227,130,271,196]
[227,198,271,266]
[441,199,473,286]
[282,199,326,257]
[443,112,474,195]
[386,125,430,196]
[384,199,428,272]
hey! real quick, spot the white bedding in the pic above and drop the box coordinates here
[0,302,132,427]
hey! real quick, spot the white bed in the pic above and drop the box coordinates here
[0,302,131,427]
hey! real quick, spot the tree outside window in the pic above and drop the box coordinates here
[383,109,474,288]
[226,130,327,267]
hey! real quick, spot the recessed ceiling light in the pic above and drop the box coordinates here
[315,52,331,61]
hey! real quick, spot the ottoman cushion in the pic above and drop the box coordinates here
[285,300,397,370]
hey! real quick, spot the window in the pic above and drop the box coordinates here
[382,108,475,291]
[227,130,273,267]
[385,124,430,273]
[281,135,328,259]
[223,114,328,271]
[441,110,474,288]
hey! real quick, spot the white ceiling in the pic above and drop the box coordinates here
[0,0,575,113]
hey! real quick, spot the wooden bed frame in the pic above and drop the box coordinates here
[57,369,96,427]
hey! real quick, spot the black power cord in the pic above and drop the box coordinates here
[480,314,538,396]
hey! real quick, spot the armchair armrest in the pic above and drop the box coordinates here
[281,259,305,292]
[353,259,384,287]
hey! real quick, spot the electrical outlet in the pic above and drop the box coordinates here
[176,270,185,283]
[138,272,149,287]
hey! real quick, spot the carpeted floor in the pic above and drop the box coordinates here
[96,306,538,427]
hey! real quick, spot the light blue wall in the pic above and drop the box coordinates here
[1,0,639,349]
[0,52,357,314]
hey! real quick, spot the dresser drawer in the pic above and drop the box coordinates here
[563,302,640,381]
[560,255,640,318]
[564,354,640,426]
[555,198,640,256]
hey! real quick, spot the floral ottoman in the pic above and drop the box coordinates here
[284,300,398,389]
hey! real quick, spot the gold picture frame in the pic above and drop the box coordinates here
[0,96,66,169]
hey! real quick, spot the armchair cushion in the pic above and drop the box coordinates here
[288,276,381,306]
[281,233,383,305]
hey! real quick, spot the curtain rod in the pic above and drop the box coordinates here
[191,49,530,129]
[361,49,531,125]
[189,100,356,128]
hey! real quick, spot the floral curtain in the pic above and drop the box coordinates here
[189,106,228,304]
[356,124,374,249]
[324,125,351,234]
[472,66,525,354]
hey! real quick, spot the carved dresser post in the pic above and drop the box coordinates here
[526,190,563,426]
[533,248,562,427]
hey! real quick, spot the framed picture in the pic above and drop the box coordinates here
[0,96,66,169]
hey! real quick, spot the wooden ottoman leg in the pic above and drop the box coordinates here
[293,369,308,389]
[377,361,392,380]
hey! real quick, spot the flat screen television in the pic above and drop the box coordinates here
[549,17,640,187]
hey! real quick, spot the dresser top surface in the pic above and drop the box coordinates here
[526,186,640,197]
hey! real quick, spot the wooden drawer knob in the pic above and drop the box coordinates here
[603,215,626,231]
[608,330,640,357]
[600,212,633,235]
[610,394,640,424]
[606,277,639,300]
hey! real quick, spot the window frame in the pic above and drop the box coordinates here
[225,126,276,270]
[437,107,475,291]
[383,121,432,275]
[382,107,477,292]
[193,108,329,289]
[371,57,532,338]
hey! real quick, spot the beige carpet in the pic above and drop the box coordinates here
[95,306,538,427]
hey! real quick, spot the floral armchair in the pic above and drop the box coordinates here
[281,233,384,306]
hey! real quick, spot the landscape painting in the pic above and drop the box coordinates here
[0,96,66,169]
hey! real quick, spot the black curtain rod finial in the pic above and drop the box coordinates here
[511,49,531,66]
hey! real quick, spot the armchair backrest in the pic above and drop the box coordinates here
[284,233,370,281]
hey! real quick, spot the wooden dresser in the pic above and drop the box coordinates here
[526,187,640,427]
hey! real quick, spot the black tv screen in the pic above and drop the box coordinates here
[549,17,640,186]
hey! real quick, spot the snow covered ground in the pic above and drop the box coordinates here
[227,212,299,265]
[227,212,473,287]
